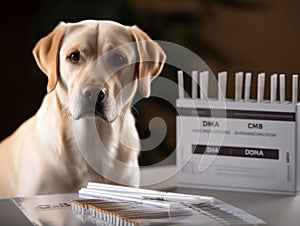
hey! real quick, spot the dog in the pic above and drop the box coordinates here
[0,20,166,198]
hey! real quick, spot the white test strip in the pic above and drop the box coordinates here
[257,72,265,103]
[87,182,214,203]
[177,71,184,99]
[81,187,205,204]
[199,71,209,100]
[244,72,252,102]
[280,73,286,104]
[192,70,198,99]
[79,188,172,209]
[235,72,243,101]
[270,74,278,103]
[218,71,227,101]
[292,74,298,104]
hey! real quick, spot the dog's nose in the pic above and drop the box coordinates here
[97,88,107,103]
[81,84,107,103]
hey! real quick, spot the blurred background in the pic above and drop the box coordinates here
[0,0,300,166]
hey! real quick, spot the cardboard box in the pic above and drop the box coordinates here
[176,98,300,195]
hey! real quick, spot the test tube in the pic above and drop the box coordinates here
[292,74,298,104]
[192,71,198,99]
[177,71,184,99]
[218,71,227,101]
[244,72,252,102]
[280,74,285,104]
[235,72,243,101]
[270,74,278,103]
[257,72,265,103]
[200,71,209,100]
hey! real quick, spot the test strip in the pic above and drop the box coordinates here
[235,72,243,101]
[192,71,198,99]
[79,188,172,208]
[257,72,265,103]
[270,74,278,103]
[218,71,227,101]
[292,74,298,104]
[199,71,209,100]
[87,182,214,203]
[177,71,184,99]
[280,73,285,104]
[244,72,252,102]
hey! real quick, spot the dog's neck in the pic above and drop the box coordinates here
[36,90,115,150]
[36,90,140,186]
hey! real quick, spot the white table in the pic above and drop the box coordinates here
[142,165,300,226]
[172,187,300,226]
[1,165,299,225]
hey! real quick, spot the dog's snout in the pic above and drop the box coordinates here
[81,84,107,103]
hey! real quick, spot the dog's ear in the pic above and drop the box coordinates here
[130,25,166,98]
[32,22,67,93]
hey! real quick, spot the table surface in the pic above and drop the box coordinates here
[0,187,299,226]
[1,165,300,226]
[172,187,300,226]
[142,166,300,226]
[141,165,300,226]
[0,198,33,226]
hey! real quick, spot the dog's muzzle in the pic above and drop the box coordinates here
[81,84,107,104]
[76,84,109,120]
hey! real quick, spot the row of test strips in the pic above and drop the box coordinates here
[178,71,299,104]
[72,183,263,225]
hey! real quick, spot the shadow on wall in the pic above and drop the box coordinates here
[0,0,300,166]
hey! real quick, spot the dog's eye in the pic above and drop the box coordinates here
[111,53,128,67]
[68,51,80,63]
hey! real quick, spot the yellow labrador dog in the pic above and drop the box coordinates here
[0,20,166,198]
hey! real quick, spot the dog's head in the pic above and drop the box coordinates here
[33,20,166,122]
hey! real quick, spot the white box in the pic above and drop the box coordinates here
[176,98,300,195]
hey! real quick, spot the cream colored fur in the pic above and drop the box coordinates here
[0,20,166,198]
